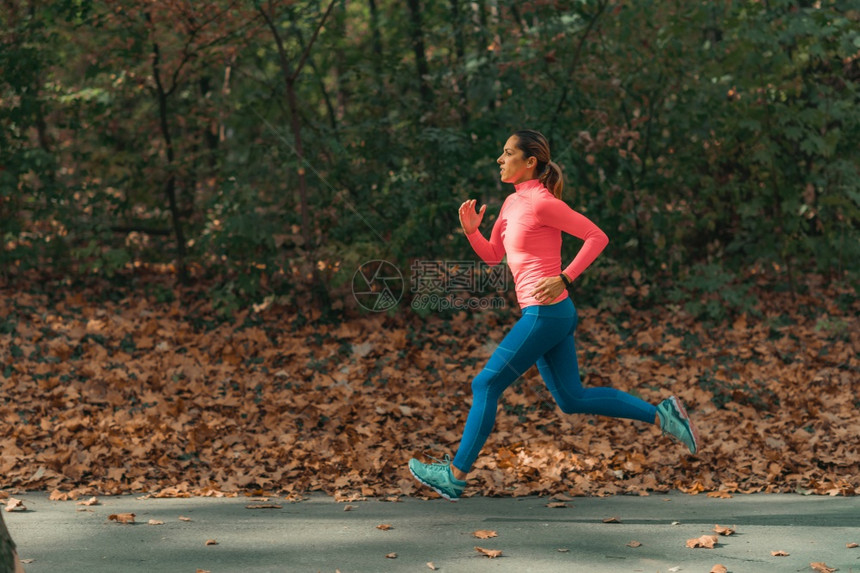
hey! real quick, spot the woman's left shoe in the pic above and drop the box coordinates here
[408,454,466,501]
[656,396,700,454]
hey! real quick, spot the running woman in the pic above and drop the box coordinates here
[409,130,700,501]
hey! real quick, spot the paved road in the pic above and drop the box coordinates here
[3,491,859,572]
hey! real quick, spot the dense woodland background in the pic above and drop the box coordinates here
[0,1,858,497]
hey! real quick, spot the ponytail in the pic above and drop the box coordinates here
[539,161,564,199]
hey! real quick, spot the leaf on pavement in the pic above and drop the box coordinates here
[707,491,733,499]
[686,535,719,549]
[810,563,836,573]
[602,516,622,523]
[385,552,397,559]
[376,524,392,531]
[179,516,193,521]
[205,539,218,546]
[473,530,497,539]
[713,524,735,535]
[4,498,26,512]
[546,501,568,508]
[246,504,282,509]
[847,542,858,548]
[627,541,642,548]
[475,546,503,559]
[76,496,100,506]
[771,550,789,556]
[108,512,135,524]
[148,519,164,525]
[426,562,437,570]
[710,565,728,573]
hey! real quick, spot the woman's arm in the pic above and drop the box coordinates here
[536,198,609,282]
[459,199,506,266]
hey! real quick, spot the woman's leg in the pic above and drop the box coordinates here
[451,308,572,474]
[536,302,657,423]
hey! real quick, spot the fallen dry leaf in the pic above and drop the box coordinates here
[710,565,728,573]
[196,569,211,573]
[686,534,719,549]
[49,490,70,501]
[627,541,642,548]
[343,505,355,512]
[475,546,503,559]
[473,530,498,539]
[772,550,790,556]
[707,491,733,499]
[713,524,736,536]
[76,496,100,506]
[847,542,858,548]
[426,562,437,570]
[4,498,25,512]
[385,552,397,559]
[148,519,164,525]
[545,501,568,508]
[810,563,836,573]
[179,516,193,522]
[108,513,135,524]
[557,548,570,553]
[376,524,392,531]
[245,504,282,509]
[205,539,218,546]
[602,516,622,523]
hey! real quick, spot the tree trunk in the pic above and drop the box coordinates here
[406,0,433,109]
[0,511,24,573]
[150,27,188,283]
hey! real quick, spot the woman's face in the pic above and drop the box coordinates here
[497,136,536,184]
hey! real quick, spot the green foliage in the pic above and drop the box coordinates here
[1,0,856,312]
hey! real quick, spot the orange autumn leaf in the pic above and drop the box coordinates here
[76,496,100,506]
[810,563,836,573]
[205,539,218,546]
[245,504,282,509]
[627,541,642,548]
[475,546,503,559]
[710,565,728,573]
[426,563,437,570]
[178,516,193,522]
[385,553,397,559]
[473,530,497,539]
[686,535,719,549]
[4,499,25,512]
[376,524,392,531]
[713,524,735,536]
[148,519,164,525]
[707,491,733,499]
[847,542,858,548]
[771,550,790,556]
[108,513,135,524]
[545,502,568,508]
[602,516,622,523]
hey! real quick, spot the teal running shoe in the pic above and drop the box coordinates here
[657,396,700,454]
[408,454,466,501]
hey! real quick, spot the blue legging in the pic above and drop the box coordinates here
[452,297,657,472]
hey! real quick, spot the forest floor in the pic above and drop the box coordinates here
[0,271,857,500]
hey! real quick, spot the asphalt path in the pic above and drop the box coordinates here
[4,491,859,572]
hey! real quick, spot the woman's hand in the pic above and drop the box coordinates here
[530,275,568,304]
[459,199,486,235]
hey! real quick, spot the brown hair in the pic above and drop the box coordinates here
[513,129,563,199]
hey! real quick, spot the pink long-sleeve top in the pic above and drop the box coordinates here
[466,178,609,309]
